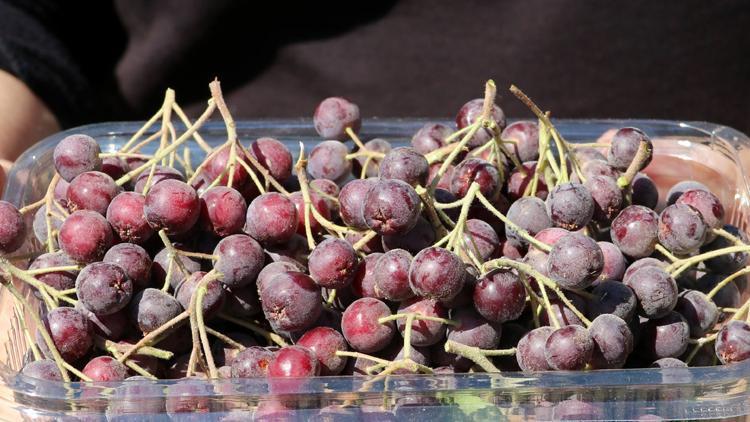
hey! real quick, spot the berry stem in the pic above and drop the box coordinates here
[96,336,174,360]
[295,143,317,250]
[44,174,60,254]
[124,130,165,155]
[24,265,82,276]
[206,327,246,350]
[474,190,552,252]
[334,350,391,366]
[17,197,46,215]
[175,250,218,261]
[119,108,164,153]
[415,185,450,239]
[13,304,41,361]
[171,101,213,153]
[218,313,289,347]
[378,312,459,326]
[707,267,750,299]
[118,311,189,362]
[666,244,750,277]
[444,340,500,372]
[186,270,220,378]
[713,227,746,246]
[1,258,58,309]
[617,137,652,189]
[352,230,378,251]
[447,182,481,252]
[654,244,679,262]
[402,313,415,360]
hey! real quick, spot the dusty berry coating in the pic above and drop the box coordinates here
[338,178,376,230]
[345,230,383,254]
[144,179,200,235]
[152,246,201,290]
[255,261,305,293]
[30,251,78,292]
[204,142,249,187]
[502,120,539,162]
[607,127,652,171]
[310,178,340,214]
[516,326,555,371]
[611,205,659,258]
[382,216,435,254]
[307,140,352,183]
[260,271,322,333]
[363,178,421,236]
[213,234,264,289]
[589,314,633,369]
[341,298,395,353]
[249,137,293,181]
[715,320,750,364]
[588,280,637,322]
[165,378,213,416]
[428,162,455,191]
[350,252,383,299]
[632,173,659,210]
[396,297,448,347]
[596,241,626,283]
[198,186,247,237]
[100,156,127,180]
[473,268,526,323]
[0,201,25,253]
[373,249,414,301]
[624,266,678,319]
[658,203,707,255]
[355,138,392,178]
[411,122,452,155]
[666,180,709,206]
[231,346,276,377]
[540,296,588,327]
[297,326,348,376]
[576,147,607,163]
[447,307,502,349]
[579,159,620,181]
[33,205,62,246]
[378,147,429,187]
[53,177,70,207]
[59,210,114,263]
[505,196,552,247]
[308,237,358,289]
[288,191,331,236]
[106,191,154,244]
[450,158,500,199]
[103,243,152,290]
[507,161,548,201]
[176,271,226,319]
[21,359,63,381]
[77,305,128,341]
[584,175,623,223]
[546,233,604,290]
[76,262,133,316]
[546,182,594,231]
[544,325,594,370]
[82,356,129,381]
[676,189,724,239]
[675,290,719,338]
[702,224,749,273]
[66,171,121,215]
[128,288,182,333]
[455,98,507,147]
[533,227,569,250]
[623,257,666,284]
[409,247,465,300]
[244,192,298,245]
[40,307,92,362]
[133,165,185,194]
[53,134,102,182]
[641,311,689,359]
[313,97,361,140]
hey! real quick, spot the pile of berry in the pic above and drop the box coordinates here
[2,80,749,419]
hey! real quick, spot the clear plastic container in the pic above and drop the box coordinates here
[1,119,750,421]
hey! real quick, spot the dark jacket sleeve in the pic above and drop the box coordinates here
[0,0,123,127]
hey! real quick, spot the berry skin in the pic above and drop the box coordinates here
[66,171,121,215]
[213,234,264,289]
[624,266,679,319]
[244,192,298,245]
[341,298,395,353]
[473,268,526,323]
[373,249,415,301]
[134,165,185,194]
[516,326,555,371]
[597,241,627,283]
[308,237,359,289]
[631,173,659,209]
[502,120,539,162]
[640,311,689,359]
[675,188,724,241]
[143,179,200,235]
[411,123,452,155]
[176,271,226,319]
[657,203,707,255]
[715,320,750,364]
[450,158,500,199]
[129,287,183,333]
[82,356,129,381]
[103,242,152,291]
[29,251,78,293]
[674,289,719,338]
[53,134,102,182]
[588,314,633,369]
[611,205,659,258]
[505,197,552,247]
[268,345,320,394]
[447,307,502,349]
[106,192,154,244]
[584,175,623,223]
[307,140,352,184]
[378,147,429,187]
[76,262,133,316]
[666,180,709,206]
[0,201,26,253]
[288,191,331,236]
[59,210,114,263]
[260,271,322,333]
[338,178,377,230]
[409,247,465,301]
[39,307,92,362]
[607,127,652,171]
[546,233,604,290]
[297,326,349,376]
[21,359,63,381]
[397,297,448,347]
[350,252,383,299]
[546,182,595,231]
[456,98,507,148]
[199,186,247,237]
[313,97,361,141]
[544,325,594,370]
[249,137,294,181]
[231,346,276,378]
[363,179,421,236]
[152,246,201,290]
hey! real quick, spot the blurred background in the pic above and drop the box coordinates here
[1,0,749,163]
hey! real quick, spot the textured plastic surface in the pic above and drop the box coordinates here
[1,119,750,421]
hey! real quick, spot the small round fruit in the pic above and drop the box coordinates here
[59,210,114,263]
[308,237,358,289]
[546,233,604,290]
[341,298,395,353]
[0,201,25,253]
[244,192,298,245]
[611,205,659,258]
[544,325,594,370]
[143,179,200,235]
[313,97,361,141]
[363,179,421,236]
[53,134,102,181]
[213,234,264,289]
[715,320,750,364]
[76,262,133,316]
[297,327,348,376]
[409,247,465,300]
[473,268,526,323]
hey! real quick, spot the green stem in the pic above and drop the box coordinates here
[444,340,500,372]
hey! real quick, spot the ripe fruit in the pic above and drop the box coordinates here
[53,134,102,182]
[363,179,421,236]
[244,192,298,245]
[308,237,358,289]
[76,262,133,316]
[59,210,114,263]
[144,179,200,235]
[409,247,465,300]
[313,97,361,141]
[341,298,395,353]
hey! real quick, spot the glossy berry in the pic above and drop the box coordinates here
[176,271,226,319]
[505,197,552,247]
[310,178,340,215]
[53,134,102,182]
[255,261,305,293]
[597,241,626,283]
[546,182,594,231]
[308,237,358,289]
[143,179,200,235]
[313,97,361,141]
[260,271,322,333]
[338,178,376,230]
[607,127,652,171]
[450,158,499,199]
[666,180,709,206]
[76,262,133,316]
[199,186,247,237]
[66,171,121,215]
[624,266,679,319]
[0,201,25,253]
[507,161,548,201]
[213,234,264,289]
[502,120,539,162]
[59,210,114,263]
[39,307,92,362]
[455,98,506,148]
[203,142,249,187]
[623,257,666,284]
[268,345,320,394]
[409,247,465,300]
[411,123,452,155]
[341,298,395,353]
[231,346,276,377]
[249,137,293,181]
[297,327,348,376]
[544,325,594,370]
[152,246,201,290]
[631,173,659,209]
[103,242,152,290]
[715,320,750,364]
[546,233,604,290]
[378,147,429,187]
[244,192,298,245]
[589,314,633,369]
[347,252,381,299]
[610,205,659,258]
[363,178,421,236]
[133,165,185,194]
[307,140,352,183]
[397,297,448,347]
[373,249,414,301]
[106,192,154,244]
[129,287,182,333]
[82,356,129,381]
[658,203,707,255]
[516,326,555,372]
[473,268,526,323]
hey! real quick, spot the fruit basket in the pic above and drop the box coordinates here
[0,117,749,421]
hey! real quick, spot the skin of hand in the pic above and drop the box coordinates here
[0,70,61,196]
